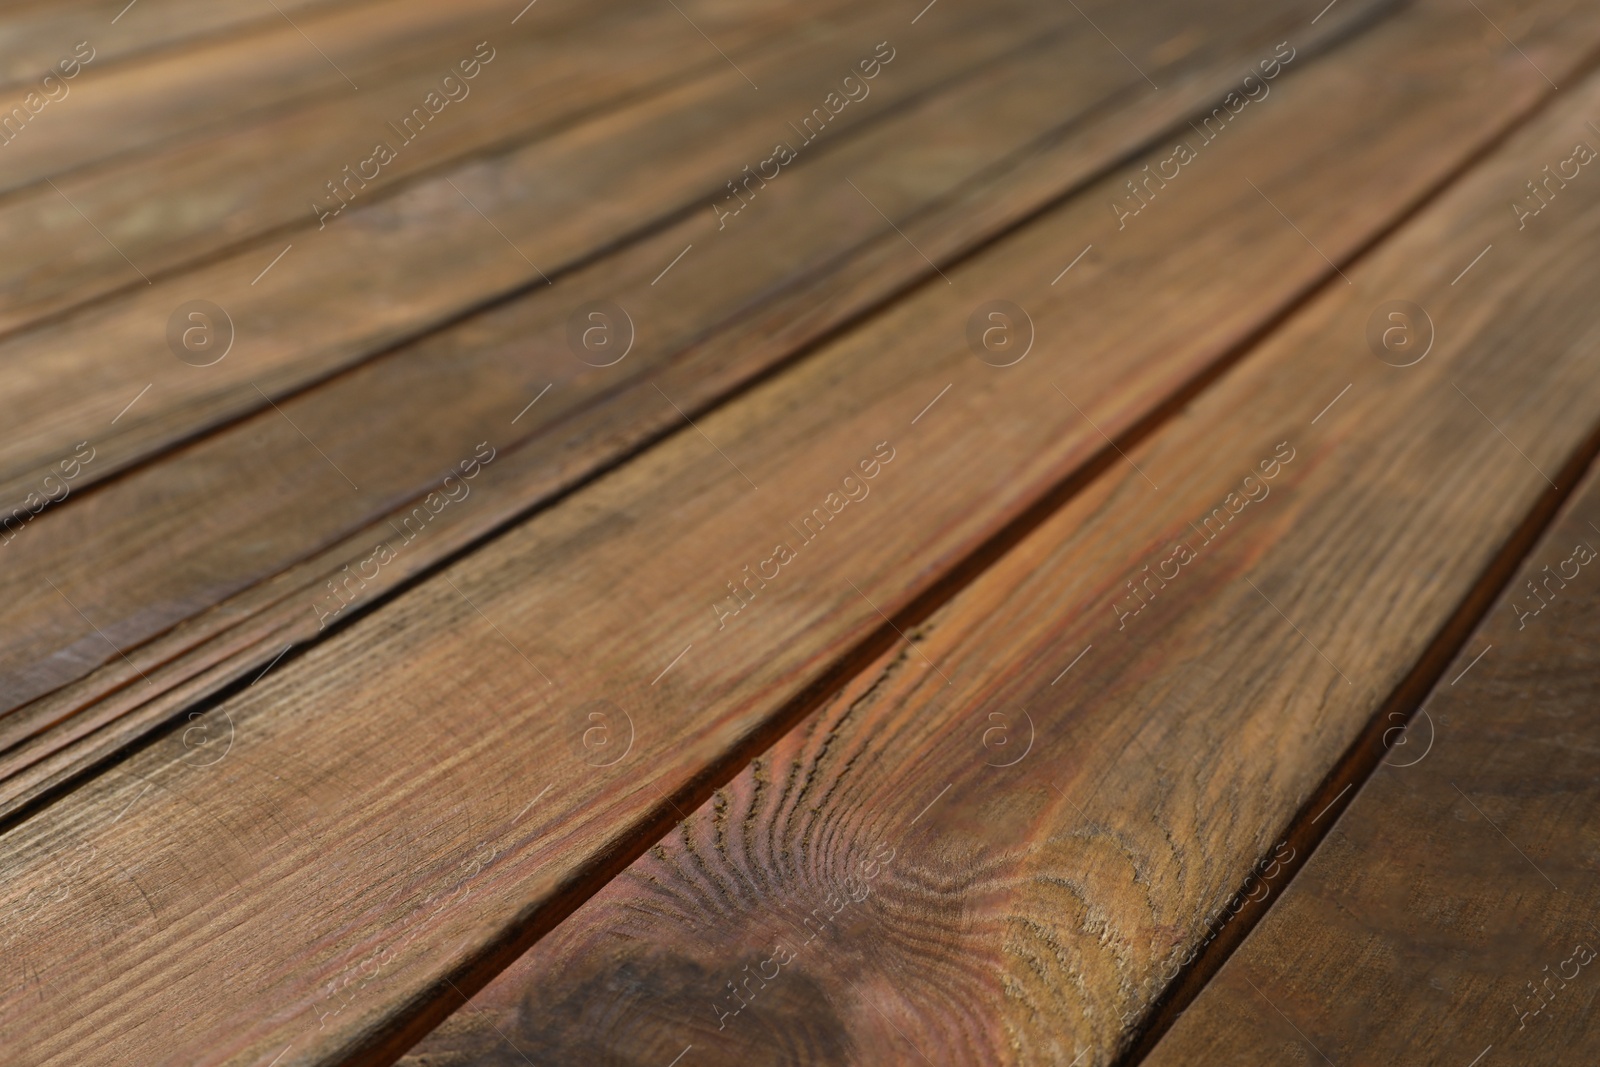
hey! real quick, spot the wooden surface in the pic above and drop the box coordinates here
[0,0,1597,1064]
[401,15,1600,1063]
[0,0,1377,818]
[1142,365,1600,1061]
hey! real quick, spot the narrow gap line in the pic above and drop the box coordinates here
[1454,382,1558,490]
[1053,382,1160,490]
[1309,782,1351,823]
[846,578,953,686]
[1245,178,1351,285]
[845,178,952,284]
[653,383,760,491]
[446,178,552,284]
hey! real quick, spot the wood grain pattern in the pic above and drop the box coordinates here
[1141,389,1600,1060]
[0,0,853,337]
[0,0,1365,817]
[400,32,1600,1066]
[0,0,341,93]
[2,2,1594,1063]
[0,0,1065,510]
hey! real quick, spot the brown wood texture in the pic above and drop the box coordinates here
[0,0,342,92]
[1141,382,1600,1058]
[0,0,534,193]
[0,0,855,337]
[0,0,1374,819]
[2,1,1596,1063]
[401,32,1600,1066]
[0,0,1070,510]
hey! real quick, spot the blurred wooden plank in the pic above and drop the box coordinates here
[3,2,1595,1064]
[1139,408,1600,1055]
[0,0,1368,813]
[0,0,536,193]
[0,0,1067,510]
[0,0,848,336]
[400,31,1600,1067]
[0,0,341,92]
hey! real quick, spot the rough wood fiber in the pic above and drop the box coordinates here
[402,49,1600,1067]
[1141,421,1600,1061]
[3,0,1597,1064]
[0,0,1374,815]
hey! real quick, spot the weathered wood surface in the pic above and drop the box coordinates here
[399,35,1600,1067]
[3,1,1595,1064]
[0,0,1070,512]
[0,0,1377,817]
[1141,411,1600,1059]
[0,0,856,337]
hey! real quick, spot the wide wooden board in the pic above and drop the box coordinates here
[0,0,1067,508]
[1141,379,1600,1062]
[402,30,1600,1066]
[0,0,855,337]
[0,0,1374,816]
[3,0,1598,1064]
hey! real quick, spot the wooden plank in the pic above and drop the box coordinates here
[1138,397,1600,1055]
[0,0,851,337]
[0,0,1366,814]
[5,0,1598,1063]
[0,0,341,93]
[0,0,1067,510]
[399,23,1600,1066]
[0,0,545,193]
